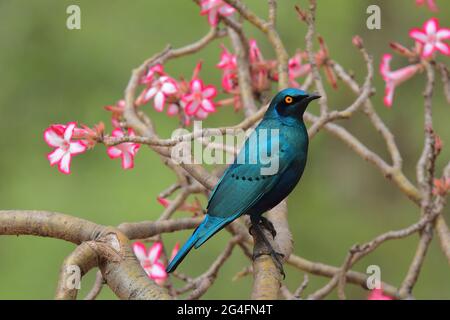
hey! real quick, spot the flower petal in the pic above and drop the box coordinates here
[384,82,395,108]
[142,266,152,277]
[132,242,148,262]
[48,148,65,166]
[185,100,200,115]
[170,243,180,261]
[435,42,450,55]
[154,91,166,112]
[218,4,235,16]
[150,262,167,279]
[111,128,124,138]
[144,87,157,101]
[58,152,72,174]
[121,151,134,169]
[148,242,163,264]
[424,17,438,35]
[201,99,215,112]
[107,146,122,159]
[207,8,219,26]
[195,107,209,119]
[161,81,177,95]
[437,28,450,40]
[44,128,64,148]
[368,288,393,300]
[201,0,216,11]
[63,122,76,141]
[202,85,217,98]
[131,143,141,156]
[422,43,435,57]
[409,29,428,43]
[390,65,420,83]
[191,79,203,93]
[379,54,392,80]
[167,103,179,116]
[69,141,87,155]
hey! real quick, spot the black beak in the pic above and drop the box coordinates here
[306,93,321,102]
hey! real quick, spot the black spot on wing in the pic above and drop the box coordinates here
[230,175,273,181]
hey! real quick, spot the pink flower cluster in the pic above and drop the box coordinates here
[132,241,179,285]
[45,2,449,176]
[44,121,140,174]
[137,63,218,126]
[380,17,449,107]
[216,37,335,110]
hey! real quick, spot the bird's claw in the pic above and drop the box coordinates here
[259,216,277,239]
[252,250,285,279]
[272,252,286,279]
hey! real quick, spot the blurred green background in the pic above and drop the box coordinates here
[0,0,449,299]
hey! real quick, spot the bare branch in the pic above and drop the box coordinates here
[437,62,450,104]
[55,242,98,300]
[118,217,202,240]
[268,0,277,26]
[186,237,239,299]
[84,270,105,300]
[0,210,170,300]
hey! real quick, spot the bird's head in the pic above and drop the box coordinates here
[267,88,320,119]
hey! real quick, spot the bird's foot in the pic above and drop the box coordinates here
[248,217,277,239]
[249,217,285,278]
[252,248,286,279]
[259,216,277,239]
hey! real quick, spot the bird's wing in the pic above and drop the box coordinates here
[206,125,294,219]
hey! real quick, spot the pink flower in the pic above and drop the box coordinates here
[380,54,421,107]
[141,64,164,85]
[105,99,126,128]
[368,288,394,300]
[217,45,237,70]
[409,18,450,58]
[249,39,264,63]
[182,78,217,116]
[200,0,235,27]
[139,75,178,112]
[157,196,202,213]
[132,242,167,285]
[288,52,311,87]
[415,0,438,12]
[44,122,87,174]
[217,45,238,92]
[433,177,450,196]
[222,72,238,93]
[166,103,180,116]
[289,53,311,79]
[106,128,140,170]
[249,39,270,90]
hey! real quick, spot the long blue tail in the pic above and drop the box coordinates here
[166,214,237,273]
[165,228,199,273]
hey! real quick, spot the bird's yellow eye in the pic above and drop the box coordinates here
[284,96,293,104]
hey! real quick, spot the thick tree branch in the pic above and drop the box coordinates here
[0,210,170,300]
